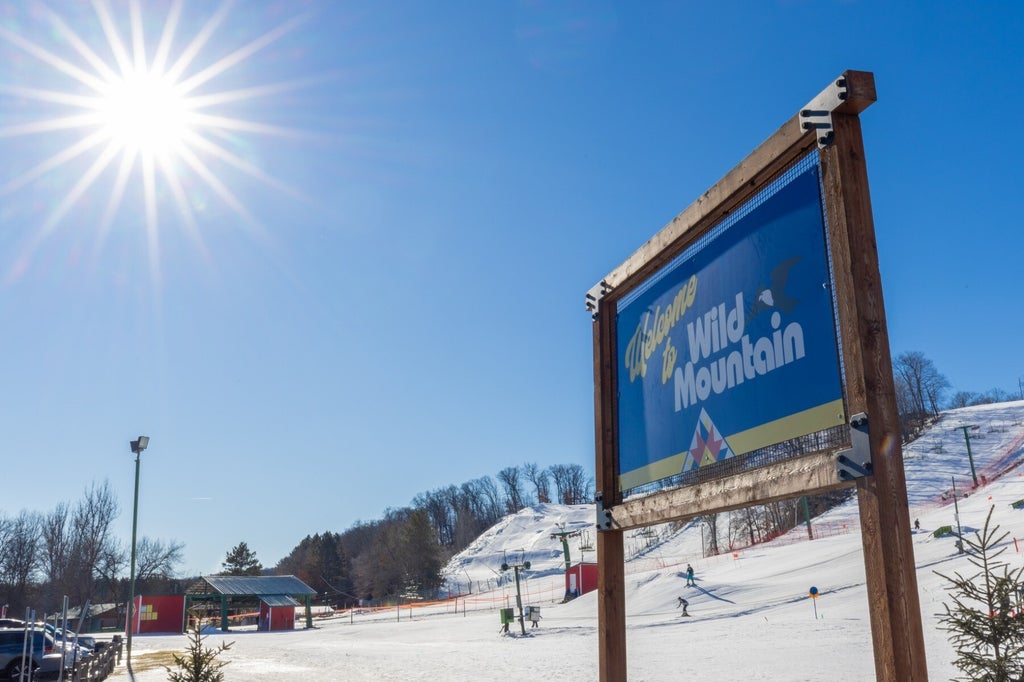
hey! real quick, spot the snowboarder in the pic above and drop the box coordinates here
[677,596,690,617]
[685,563,695,586]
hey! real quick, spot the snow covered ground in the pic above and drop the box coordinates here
[112,402,1024,681]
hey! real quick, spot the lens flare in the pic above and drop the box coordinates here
[0,0,311,282]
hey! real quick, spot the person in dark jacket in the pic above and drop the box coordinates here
[685,564,695,586]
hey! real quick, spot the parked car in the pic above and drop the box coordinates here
[0,621,92,660]
[41,625,94,656]
[0,628,75,681]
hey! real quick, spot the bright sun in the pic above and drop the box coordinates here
[0,1,309,274]
[97,69,192,158]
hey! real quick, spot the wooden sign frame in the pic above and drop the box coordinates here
[589,70,927,681]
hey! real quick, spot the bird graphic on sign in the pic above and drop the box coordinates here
[748,256,801,321]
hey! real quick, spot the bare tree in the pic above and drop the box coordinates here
[40,502,73,609]
[948,390,977,409]
[523,462,551,504]
[549,464,571,504]
[468,477,502,524]
[763,499,799,538]
[68,481,121,605]
[412,487,456,548]
[549,463,593,505]
[701,514,720,556]
[893,351,949,435]
[136,537,185,581]
[496,466,526,513]
[0,510,42,611]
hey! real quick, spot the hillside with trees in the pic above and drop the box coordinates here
[2,351,1018,616]
[271,462,593,606]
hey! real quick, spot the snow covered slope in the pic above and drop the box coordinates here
[121,401,1024,681]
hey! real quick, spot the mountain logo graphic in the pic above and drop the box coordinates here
[683,408,736,471]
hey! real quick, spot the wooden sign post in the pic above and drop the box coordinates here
[589,71,927,681]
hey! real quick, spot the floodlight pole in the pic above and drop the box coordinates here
[127,436,149,670]
[954,425,979,486]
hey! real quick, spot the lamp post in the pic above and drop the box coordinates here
[127,436,149,670]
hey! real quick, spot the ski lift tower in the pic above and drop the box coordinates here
[551,523,582,600]
[952,424,980,486]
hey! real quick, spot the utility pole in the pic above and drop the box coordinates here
[953,425,979,486]
[951,476,964,554]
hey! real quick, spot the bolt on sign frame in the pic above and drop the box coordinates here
[587,71,927,681]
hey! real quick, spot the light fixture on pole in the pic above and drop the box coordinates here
[127,435,149,670]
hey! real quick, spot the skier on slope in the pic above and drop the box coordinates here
[677,596,690,617]
[685,563,695,586]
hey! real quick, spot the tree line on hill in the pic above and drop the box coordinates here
[270,462,593,606]
[0,461,591,615]
[892,351,1018,440]
[4,351,1014,614]
[289,350,1006,605]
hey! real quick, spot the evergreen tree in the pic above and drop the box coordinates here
[935,506,1024,682]
[221,541,263,576]
[165,612,234,682]
[275,532,352,603]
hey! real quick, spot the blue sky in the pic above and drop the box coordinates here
[1,0,1021,576]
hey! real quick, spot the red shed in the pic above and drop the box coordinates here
[258,595,299,631]
[565,562,598,598]
[131,595,187,634]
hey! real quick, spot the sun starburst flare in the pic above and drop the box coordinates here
[0,0,312,282]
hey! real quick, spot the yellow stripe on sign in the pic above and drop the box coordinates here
[617,399,846,490]
[619,453,685,491]
[725,399,846,455]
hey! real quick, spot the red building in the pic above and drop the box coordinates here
[132,595,187,634]
[127,575,317,634]
[258,596,299,631]
[565,562,598,598]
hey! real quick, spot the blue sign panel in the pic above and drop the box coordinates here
[616,165,845,490]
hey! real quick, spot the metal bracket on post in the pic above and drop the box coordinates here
[799,76,849,149]
[836,412,872,481]
[595,492,613,531]
[585,280,613,320]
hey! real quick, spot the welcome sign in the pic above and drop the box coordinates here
[616,165,845,490]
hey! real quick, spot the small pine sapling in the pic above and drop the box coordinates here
[165,613,234,682]
[935,506,1024,682]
